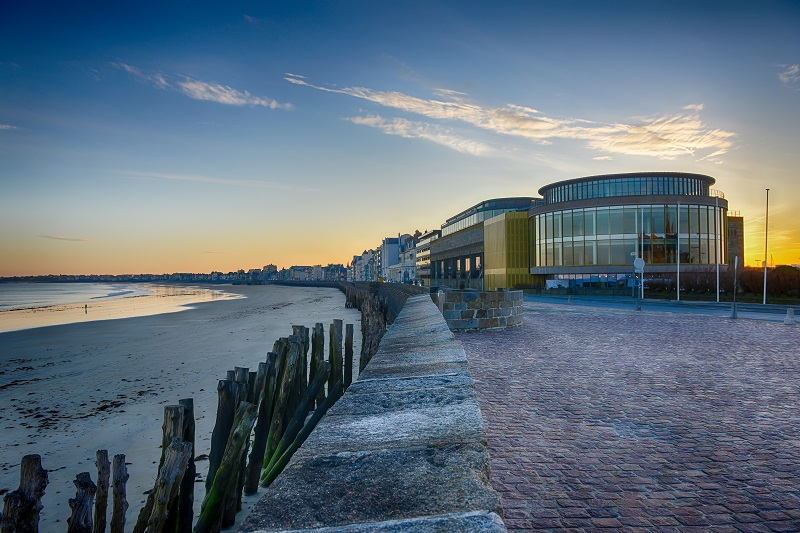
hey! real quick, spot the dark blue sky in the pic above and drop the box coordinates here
[2,1,798,274]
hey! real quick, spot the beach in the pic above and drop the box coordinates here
[0,283,243,334]
[0,284,361,531]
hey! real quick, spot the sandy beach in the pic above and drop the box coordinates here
[0,284,243,334]
[0,284,361,531]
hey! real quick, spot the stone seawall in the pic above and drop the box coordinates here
[440,290,524,331]
[239,294,506,532]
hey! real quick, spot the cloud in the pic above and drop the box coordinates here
[777,64,799,88]
[0,124,17,130]
[120,171,320,192]
[593,155,613,161]
[347,114,494,156]
[286,75,734,161]
[113,62,290,109]
[178,79,290,109]
[39,235,90,242]
[112,62,171,89]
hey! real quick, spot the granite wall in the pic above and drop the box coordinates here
[438,290,524,331]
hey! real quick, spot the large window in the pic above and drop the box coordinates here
[532,204,726,267]
[544,175,711,204]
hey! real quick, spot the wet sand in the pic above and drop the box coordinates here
[0,284,243,334]
[0,284,361,531]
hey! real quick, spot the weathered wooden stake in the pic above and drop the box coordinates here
[328,320,344,401]
[292,325,309,396]
[261,381,344,488]
[310,323,325,408]
[253,361,268,408]
[93,450,110,533]
[207,379,234,491]
[110,454,128,533]
[145,439,192,533]
[67,472,97,533]
[284,335,304,432]
[194,402,258,533]
[226,368,250,524]
[226,370,235,381]
[246,371,258,404]
[263,340,300,464]
[244,352,279,494]
[177,398,195,533]
[0,454,48,533]
[263,362,330,476]
[134,404,185,533]
[344,323,354,388]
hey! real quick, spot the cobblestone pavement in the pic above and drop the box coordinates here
[457,302,800,532]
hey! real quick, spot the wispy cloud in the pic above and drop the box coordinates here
[0,124,17,130]
[39,235,90,242]
[286,74,734,161]
[113,62,291,109]
[178,80,290,109]
[347,114,494,156]
[120,171,320,192]
[777,64,799,88]
[593,155,613,161]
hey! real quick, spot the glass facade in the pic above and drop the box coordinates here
[441,198,534,236]
[531,204,727,267]
[542,175,710,204]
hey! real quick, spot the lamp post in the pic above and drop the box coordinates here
[676,202,681,302]
[763,188,769,305]
[715,194,720,303]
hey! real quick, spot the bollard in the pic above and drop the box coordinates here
[785,308,796,325]
[568,294,572,305]
[730,301,738,319]
[437,290,444,314]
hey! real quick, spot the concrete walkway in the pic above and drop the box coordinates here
[458,301,800,531]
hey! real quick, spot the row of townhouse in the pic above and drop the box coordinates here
[347,230,443,286]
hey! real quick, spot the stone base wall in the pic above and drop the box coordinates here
[439,290,524,331]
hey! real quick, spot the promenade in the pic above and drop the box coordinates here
[458,301,800,531]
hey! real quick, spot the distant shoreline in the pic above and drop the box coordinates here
[0,283,244,333]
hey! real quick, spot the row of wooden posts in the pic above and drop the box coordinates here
[0,319,355,533]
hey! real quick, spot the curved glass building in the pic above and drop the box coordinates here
[529,172,728,280]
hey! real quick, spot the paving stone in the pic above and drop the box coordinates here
[458,301,800,532]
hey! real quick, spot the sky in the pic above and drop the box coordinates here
[1,1,799,276]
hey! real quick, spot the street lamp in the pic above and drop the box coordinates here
[763,188,769,305]
[631,252,644,311]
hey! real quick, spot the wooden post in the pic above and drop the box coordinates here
[226,368,250,524]
[1,454,48,533]
[310,323,325,409]
[145,439,192,533]
[194,402,258,533]
[261,381,344,488]
[110,455,128,533]
[263,341,300,465]
[263,362,330,476]
[344,323,354,388]
[244,352,278,494]
[292,325,310,396]
[226,370,235,381]
[177,398,195,533]
[253,361,268,408]
[93,450,110,533]
[284,335,304,431]
[133,405,184,533]
[206,379,234,491]
[67,472,97,533]
[328,320,344,401]
[246,371,257,403]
